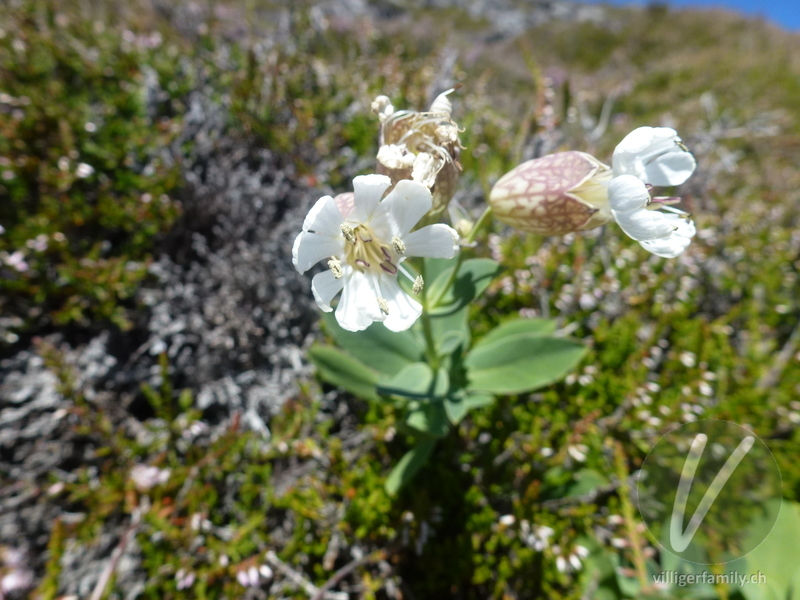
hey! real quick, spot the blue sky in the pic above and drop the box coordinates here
[583,0,800,31]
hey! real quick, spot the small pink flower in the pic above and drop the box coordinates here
[130,465,171,491]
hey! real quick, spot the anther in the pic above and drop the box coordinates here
[377,297,390,315]
[676,140,690,152]
[327,257,343,279]
[392,236,406,255]
[340,223,356,243]
[412,275,424,295]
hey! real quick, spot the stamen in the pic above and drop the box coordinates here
[356,259,370,268]
[377,297,390,315]
[327,257,343,279]
[651,196,682,205]
[340,223,356,243]
[660,205,690,216]
[392,236,406,255]
[412,275,424,295]
[398,264,416,282]
[644,183,654,206]
[676,140,690,152]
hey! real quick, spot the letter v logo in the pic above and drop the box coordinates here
[669,433,755,552]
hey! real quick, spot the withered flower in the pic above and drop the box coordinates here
[372,90,463,220]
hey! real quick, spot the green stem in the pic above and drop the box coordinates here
[613,441,650,592]
[429,205,493,308]
[419,260,440,370]
[466,205,493,245]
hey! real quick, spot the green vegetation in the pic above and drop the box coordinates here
[0,2,189,333]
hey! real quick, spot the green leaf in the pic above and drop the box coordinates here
[321,312,424,377]
[444,392,494,425]
[577,539,626,600]
[437,330,466,355]
[423,257,455,286]
[431,304,471,352]
[428,258,502,315]
[307,344,380,401]
[566,468,608,497]
[406,402,450,438]
[385,439,437,496]
[730,499,800,600]
[464,334,586,394]
[478,317,557,347]
[541,467,608,501]
[377,363,450,400]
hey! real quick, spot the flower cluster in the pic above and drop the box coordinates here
[294,89,699,332]
[236,564,273,588]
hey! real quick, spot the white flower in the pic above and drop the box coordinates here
[293,174,459,332]
[2,250,28,272]
[567,443,588,463]
[75,162,95,178]
[520,520,555,551]
[608,127,697,258]
[130,465,171,491]
[175,569,195,591]
[258,564,273,580]
[498,514,516,527]
[556,555,569,573]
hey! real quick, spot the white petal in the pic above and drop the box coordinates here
[411,152,438,188]
[377,144,415,170]
[353,271,387,324]
[640,213,696,257]
[378,275,422,332]
[369,179,432,238]
[292,231,344,274]
[351,174,392,223]
[612,126,696,185]
[611,208,677,241]
[335,272,373,332]
[303,195,344,235]
[642,150,697,187]
[639,234,692,258]
[614,127,676,158]
[335,270,388,331]
[607,175,650,212]
[402,224,459,259]
[311,270,345,312]
[429,89,453,114]
[673,216,696,239]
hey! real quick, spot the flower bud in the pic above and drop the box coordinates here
[489,151,613,235]
[374,90,463,220]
